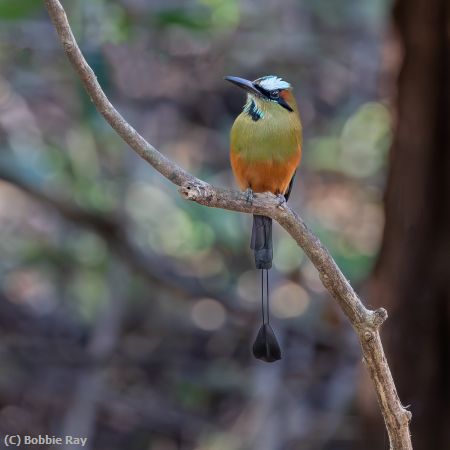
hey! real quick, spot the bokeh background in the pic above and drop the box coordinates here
[0,1,448,449]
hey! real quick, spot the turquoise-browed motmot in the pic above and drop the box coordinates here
[225,75,302,362]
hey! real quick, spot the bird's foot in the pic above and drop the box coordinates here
[276,194,287,207]
[244,188,254,204]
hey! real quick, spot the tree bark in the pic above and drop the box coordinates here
[367,0,450,448]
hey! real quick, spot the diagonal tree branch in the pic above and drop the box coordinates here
[43,1,413,448]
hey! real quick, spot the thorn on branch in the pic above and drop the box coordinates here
[404,409,413,422]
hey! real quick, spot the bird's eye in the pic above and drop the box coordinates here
[270,90,279,99]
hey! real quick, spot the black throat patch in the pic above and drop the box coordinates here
[245,99,264,122]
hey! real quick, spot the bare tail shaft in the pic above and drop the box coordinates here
[251,215,273,269]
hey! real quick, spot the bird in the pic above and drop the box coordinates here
[224,75,302,362]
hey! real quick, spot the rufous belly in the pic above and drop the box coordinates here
[230,150,301,195]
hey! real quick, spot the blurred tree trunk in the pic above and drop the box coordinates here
[362,0,450,449]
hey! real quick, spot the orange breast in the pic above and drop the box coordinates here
[230,149,301,195]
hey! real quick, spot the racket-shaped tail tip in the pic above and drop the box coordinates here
[252,323,282,362]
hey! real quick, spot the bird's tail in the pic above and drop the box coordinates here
[250,215,281,362]
[250,215,273,269]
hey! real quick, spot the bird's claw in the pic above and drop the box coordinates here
[244,188,254,204]
[276,194,287,207]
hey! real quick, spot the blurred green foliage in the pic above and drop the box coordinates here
[307,102,391,178]
[154,0,239,31]
[0,0,40,20]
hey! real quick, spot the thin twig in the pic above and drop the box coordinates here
[43,1,413,448]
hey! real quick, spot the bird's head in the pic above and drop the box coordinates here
[224,75,296,120]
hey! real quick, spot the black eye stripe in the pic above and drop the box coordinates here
[253,84,280,99]
[253,84,269,97]
[252,83,292,111]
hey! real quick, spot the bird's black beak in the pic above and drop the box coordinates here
[224,76,262,97]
